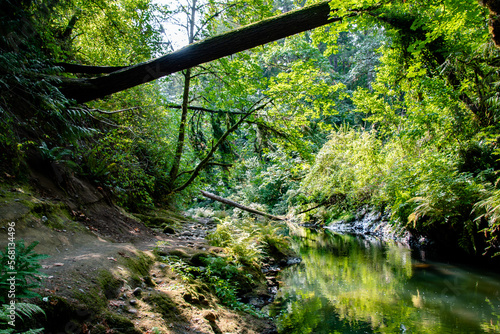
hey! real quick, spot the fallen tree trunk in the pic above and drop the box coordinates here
[59,2,378,103]
[200,191,285,221]
[55,63,128,74]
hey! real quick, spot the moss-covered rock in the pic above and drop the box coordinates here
[144,291,179,319]
[97,269,124,299]
[123,251,154,277]
[104,311,142,334]
[163,226,176,234]
[73,287,108,313]
[133,209,193,229]
[155,248,190,258]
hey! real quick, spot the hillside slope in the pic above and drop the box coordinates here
[0,164,278,333]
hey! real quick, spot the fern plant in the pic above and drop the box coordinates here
[0,241,49,304]
[0,302,45,334]
[474,185,500,257]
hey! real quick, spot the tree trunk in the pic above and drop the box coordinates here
[169,68,192,183]
[55,63,127,74]
[200,191,285,221]
[60,1,367,103]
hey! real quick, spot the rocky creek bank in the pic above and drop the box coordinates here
[324,206,500,267]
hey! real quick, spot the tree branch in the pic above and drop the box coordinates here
[166,104,248,115]
[176,162,233,178]
[201,190,285,220]
[171,101,268,193]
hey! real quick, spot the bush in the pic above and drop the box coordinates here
[207,217,290,265]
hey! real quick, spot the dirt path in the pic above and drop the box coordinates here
[35,215,277,334]
[39,217,215,297]
[1,168,278,333]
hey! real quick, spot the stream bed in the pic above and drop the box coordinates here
[268,228,500,334]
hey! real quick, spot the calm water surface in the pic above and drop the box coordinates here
[269,228,500,334]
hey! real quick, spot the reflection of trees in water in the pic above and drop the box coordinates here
[273,230,499,333]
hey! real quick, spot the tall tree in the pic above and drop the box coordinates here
[168,0,198,186]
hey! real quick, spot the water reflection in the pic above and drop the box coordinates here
[270,229,500,333]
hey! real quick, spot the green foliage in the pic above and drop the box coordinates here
[474,183,500,257]
[0,50,92,176]
[203,269,262,317]
[51,0,164,64]
[77,88,180,209]
[2,0,499,261]
[219,150,305,216]
[0,240,46,334]
[207,217,290,265]
[295,0,500,256]
[207,219,264,265]
[161,254,263,316]
[0,303,45,334]
[0,241,48,304]
[39,142,73,162]
[80,128,156,211]
[482,298,500,333]
[299,123,491,252]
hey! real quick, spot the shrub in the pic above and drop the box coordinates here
[206,217,290,265]
[0,302,45,333]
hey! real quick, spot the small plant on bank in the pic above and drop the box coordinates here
[0,241,48,303]
[0,302,45,334]
[206,217,290,265]
[0,240,48,333]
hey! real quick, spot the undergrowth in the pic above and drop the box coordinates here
[206,217,290,266]
[0,240,48,333]
[0,241,48,303]
[161,254,264,317]
[156,216,290,317]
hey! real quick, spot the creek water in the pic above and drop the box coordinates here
[268,228,500,334]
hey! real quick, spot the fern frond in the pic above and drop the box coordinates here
[0,303,45,334]
[13,303,45,321]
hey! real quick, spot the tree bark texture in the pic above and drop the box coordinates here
[200,190,285,221]
[60,1,342,103]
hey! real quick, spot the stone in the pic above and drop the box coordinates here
[183,293,193,303]
[203,311,217,322]
[163,226,176,234]
[132,287,142,297]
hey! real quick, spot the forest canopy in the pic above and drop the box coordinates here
[1,0,500,257]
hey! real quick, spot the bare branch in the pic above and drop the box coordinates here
[171,101,269,193]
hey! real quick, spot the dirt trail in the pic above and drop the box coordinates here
[1,165,278,333]
[39,217,215,297]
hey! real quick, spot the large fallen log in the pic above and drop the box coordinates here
[200,191,285,221]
